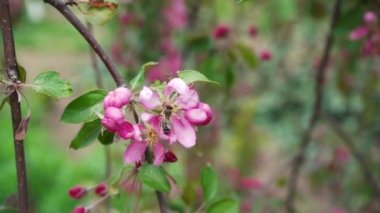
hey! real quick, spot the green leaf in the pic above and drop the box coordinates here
[61,89,107,124]
[200,165,218,202]
[0,96,10,111]
[32,71,73,98]
[98,129,115,145]
[138,164,170,192]
[17,63,27,83]
[178,70,219,85]
[84,0,118,25]
[206,198,239,213]
[234,43,257,69]
[70,119,102,149]
[130,62,158,91]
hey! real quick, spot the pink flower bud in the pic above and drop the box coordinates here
[68,185,87,199]
[185,103,213,126]
[72,206,87,213]
[334,146,350,164]
[103,87,132,109]
[364,11,377,23]
[101,107,125,132]
[164,151,178,163]
[94,182,108,197]
[331,207,347,213]
[260,50,272,61]
[213,24,230,39]
[349,26,369,40]
[248,25,258,37]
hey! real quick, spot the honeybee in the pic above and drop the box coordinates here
[162,105,173,135]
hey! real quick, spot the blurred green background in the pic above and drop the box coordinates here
[1,0,380,212]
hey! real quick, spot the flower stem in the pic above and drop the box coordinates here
[0,1,29,212]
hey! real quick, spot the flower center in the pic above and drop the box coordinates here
[144,127,157,146]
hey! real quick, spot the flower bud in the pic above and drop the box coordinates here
[260,50,272,61]
[104,87,132,109]
[248,25,258,37]
[94,182,108,197]
[213,24,230,39]
[117,121,135,139]
[72,206,87,213]
[68,185,87,199]
[164,151,178,163]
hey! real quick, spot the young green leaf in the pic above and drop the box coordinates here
[178,70,219,85]
[70,119,102,149]
[32,71,73,98]
[98,129,115,145]
[61,89,107,124]
[200,165,218,202]
[130,62,158,91]
[234,43,257,69]
[206,198,239,213]
[138,164,171,192]
[17,63,27,83]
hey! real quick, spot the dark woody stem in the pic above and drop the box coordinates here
[0,1,29,212]
[44,0,124,87]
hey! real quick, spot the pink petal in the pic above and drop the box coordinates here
[164,78,189,96]
[185,103,213,126]
[172,117,196,148]
[364,11,377,23]
[176,88,199,109]
[115,87,132,106]
[132,124,143,142]
[124,141,147,164]
[104,107,124,122]
[117,121,135,139]
[139,86,161,110]
[349,26,369,40]
[153,142,165,166]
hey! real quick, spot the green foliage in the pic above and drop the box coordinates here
[206,198,239,213]
[200,165,218,202]
[130,62,158,91]
[60,89,107,124]
[70,119,102,149]
[97,129,115,145]
[234,43,257,69]
[178,70,219,85]
[32,71,73,99]
[138,164,171,193]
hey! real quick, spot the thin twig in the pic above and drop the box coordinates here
[284,0,342,212]
[44,0,124,87]
[0,1,29,212]
[86,22,104,89]
[322,114,380,198]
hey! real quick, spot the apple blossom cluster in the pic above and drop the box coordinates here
[349,11,379,56]
[101,78,213,166]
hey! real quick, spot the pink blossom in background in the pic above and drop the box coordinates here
[363,11,377,23]
[331,207,348,213]
[240,199,253,213]
[349,26,369,40]
[213,24,231,39]
[240,177,264,191]
[260,50,272,61]
[334,146,350,164]
[147,52,183,82]
[248,25,258,37]
[164,0,188,31]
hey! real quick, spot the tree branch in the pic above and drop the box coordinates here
[44,0,124,87]
[0,1,29,212]
[284,0,342,212]
[323,114,380,198]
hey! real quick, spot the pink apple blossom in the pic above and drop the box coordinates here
[260,50,272,61]
[364,11,377,23]
[164,0,188,31]
[138,78,213,148]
